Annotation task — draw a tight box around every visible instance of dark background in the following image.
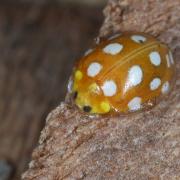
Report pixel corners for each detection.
[0,1,104,179]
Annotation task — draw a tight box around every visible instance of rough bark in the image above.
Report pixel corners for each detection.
[22,0,180,179]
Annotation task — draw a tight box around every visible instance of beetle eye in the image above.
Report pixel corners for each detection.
[83,106,92,112]
[73,91,78,99]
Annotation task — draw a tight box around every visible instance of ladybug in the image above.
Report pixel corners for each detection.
[69,32,175,114]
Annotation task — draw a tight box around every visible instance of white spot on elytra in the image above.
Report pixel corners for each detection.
[150,78,161,90]
[162,81,170,94]
[128,97,142,111]
[169,51,174,65]
[131,35,147,43]
[128,65,143,86]
[149,51,161,66]
[87,62,102,77]
[103,43,123,55]
[84,49,93,56]
[102,80,117,97]
[166,54,171,68]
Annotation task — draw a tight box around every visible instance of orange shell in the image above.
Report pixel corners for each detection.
[70,32,175,114]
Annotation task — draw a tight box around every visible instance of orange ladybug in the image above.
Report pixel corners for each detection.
[69,32,175,114]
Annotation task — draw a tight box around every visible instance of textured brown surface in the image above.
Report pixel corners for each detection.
[0,4,102,180]
[22,0,180,179]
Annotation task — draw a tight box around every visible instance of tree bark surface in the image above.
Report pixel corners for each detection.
[22,0,180,179]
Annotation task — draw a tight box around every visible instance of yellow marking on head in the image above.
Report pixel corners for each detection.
[73,83,78,91]
[75,70,83,81]
[100,101,111,113]
[89,83,98,92]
